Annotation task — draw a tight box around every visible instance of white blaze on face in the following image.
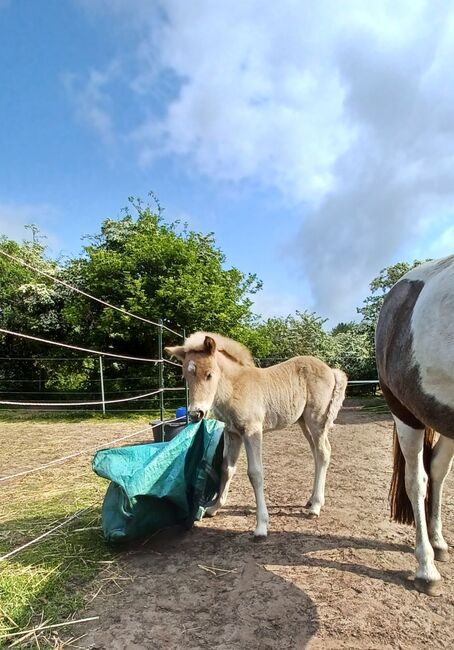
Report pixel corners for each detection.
[185,357,218,416]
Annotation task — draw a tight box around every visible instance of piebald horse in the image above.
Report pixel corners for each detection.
[376,255,454,596]
[166,332,347,539]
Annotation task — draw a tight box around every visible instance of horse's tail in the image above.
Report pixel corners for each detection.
[389,424,435,525]
[324,368,348,432]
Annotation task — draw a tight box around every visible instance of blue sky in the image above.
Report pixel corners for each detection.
[1,1,454,325]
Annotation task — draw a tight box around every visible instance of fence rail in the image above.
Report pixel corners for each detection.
[0,325,186,414]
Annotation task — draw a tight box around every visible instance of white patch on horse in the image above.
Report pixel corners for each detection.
[376,253,454,594]
[410,258,454,409]
[393,416,441,586]
[187,360,196,373]
[402,254,454,283]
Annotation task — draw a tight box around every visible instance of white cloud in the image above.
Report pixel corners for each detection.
[76,0,454,321]
[429,226,454,258]
[129,2,356,202]
[412,218,454,261]
[63,62,120,147]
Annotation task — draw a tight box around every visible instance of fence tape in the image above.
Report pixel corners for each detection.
[0,249,183,338]
[0,327,164,363]
[0,388,164,407]
[0,506,94,562]
[0,418,183,483]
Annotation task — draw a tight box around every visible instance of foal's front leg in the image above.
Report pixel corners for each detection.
[244,426,269,539]
[206,430,243,517]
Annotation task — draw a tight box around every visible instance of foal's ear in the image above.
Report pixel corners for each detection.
[164,345,186,361]
[204,336,216,355]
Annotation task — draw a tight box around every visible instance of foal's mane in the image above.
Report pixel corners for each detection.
[183,332,256,367]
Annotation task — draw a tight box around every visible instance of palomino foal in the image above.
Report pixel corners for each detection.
[166,332,347,539]
[376,255,454,595]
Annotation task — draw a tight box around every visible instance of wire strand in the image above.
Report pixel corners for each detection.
[0,507,95,562]
[0,385,185,406]
[0,249,183,338]
[0,417,183,483]
[0,327,167,364]
[0,388,164,406]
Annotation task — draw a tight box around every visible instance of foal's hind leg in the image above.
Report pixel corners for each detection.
[302,412,331,518]
[429,434,454,562]
[297,419,317,509]
[206,430,243,517]
[394,417,441,595]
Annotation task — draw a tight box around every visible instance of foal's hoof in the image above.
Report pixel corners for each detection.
[414,577,443,597]
[205,507,218,518]
[253,534,267,543]
[434,548,450,562]
[304,500,312,509]
[307,512,319,519]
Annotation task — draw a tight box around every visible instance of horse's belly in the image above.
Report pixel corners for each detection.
[263,413,288,431]
[263,404,303,432]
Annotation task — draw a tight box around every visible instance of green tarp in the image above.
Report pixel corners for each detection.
[93,419,224,542]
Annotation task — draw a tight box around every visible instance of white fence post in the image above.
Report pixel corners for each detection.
[99,356,106,415]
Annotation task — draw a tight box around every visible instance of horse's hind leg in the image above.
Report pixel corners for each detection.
[206,430,243,517]
[302,411,331,518]
[429,434,454,562]
[297,418,317,509]
[394,416,442,595]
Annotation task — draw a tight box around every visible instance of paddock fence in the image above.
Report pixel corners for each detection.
[0,250,189,563]
[0,249,380,566]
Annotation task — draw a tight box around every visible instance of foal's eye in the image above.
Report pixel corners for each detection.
[206,373,212,380]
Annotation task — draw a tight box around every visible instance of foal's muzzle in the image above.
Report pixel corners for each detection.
[189,409,205,422]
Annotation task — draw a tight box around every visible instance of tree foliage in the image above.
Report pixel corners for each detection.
[61,197,261,354]
[0,198,262,406]
[0,196,432,410]
[357,259,428,330]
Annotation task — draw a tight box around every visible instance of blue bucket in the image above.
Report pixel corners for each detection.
[176,406,187,419]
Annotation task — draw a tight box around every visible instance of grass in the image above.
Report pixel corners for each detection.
[0,418,158,648]
[0,408,178,424]
[357,395,389,413]
[0,398,387,647]
[0,484,112,647]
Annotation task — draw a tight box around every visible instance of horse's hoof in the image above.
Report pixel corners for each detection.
[307,512,319,519]
[205,507,218,518]
[434,548,450,562]
[253,534,267,543]
[414,577,443,597]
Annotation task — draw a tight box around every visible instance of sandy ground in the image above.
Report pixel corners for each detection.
[68,406,454,650]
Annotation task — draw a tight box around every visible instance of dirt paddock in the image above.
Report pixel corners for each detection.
[75,406,454,650]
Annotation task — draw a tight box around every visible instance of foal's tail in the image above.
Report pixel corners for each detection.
[325,368,348,432]
[389,424,435,525]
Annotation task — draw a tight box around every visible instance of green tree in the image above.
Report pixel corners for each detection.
[0,197,264,406]
[0,231,62,335]
[62,196,262,356]
[357,260,428,332]
[0,232,71,394]
[331,321,358,336]
[251,311,334,363]
[328,330,376,380]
